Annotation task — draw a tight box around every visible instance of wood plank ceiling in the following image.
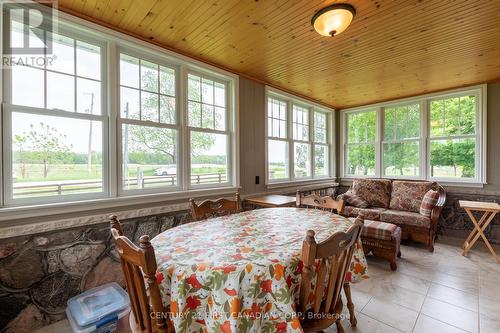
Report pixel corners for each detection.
[57,0,500,109]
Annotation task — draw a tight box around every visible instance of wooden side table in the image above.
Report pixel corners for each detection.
[459,200,500,263]
[244,194,296,208]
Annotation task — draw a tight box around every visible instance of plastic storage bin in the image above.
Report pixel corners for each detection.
[66,282,131,333]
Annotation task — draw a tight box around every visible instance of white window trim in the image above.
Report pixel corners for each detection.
[340,85,487,185]
[265,86,335,187]
[0,5,240,218]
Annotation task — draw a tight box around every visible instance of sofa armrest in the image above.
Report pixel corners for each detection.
[430,184,446,232]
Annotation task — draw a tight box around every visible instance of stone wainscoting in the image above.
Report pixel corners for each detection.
[0,210,192,333]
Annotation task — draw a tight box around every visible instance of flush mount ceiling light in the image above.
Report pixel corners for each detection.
[311,3,356,37]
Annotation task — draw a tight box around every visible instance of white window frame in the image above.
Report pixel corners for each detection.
[0,4,239,217]
[340,85,487,186]
[265,86,335,187]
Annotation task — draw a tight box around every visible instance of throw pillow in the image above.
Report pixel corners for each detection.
[342,191,370,208]
[420,190,439,217]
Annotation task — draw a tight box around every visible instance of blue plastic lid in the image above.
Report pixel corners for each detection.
[67,282,130,328]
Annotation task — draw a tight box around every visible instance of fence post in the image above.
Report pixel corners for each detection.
[218,173,221,183]
[197,175,200,184]
[57,184,62,195]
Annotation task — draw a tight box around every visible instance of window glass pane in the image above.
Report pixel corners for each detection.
[188,74,201,101]
[214,82,225,107]
[345,144,376,176]
[47,72,74,111]
[188,101,202,127]
[160,96,176,124]
[202,105,215,129]
[430,95,476,137]
[120,54,139,88]
[12,112,103,198]
[120,87,140,120]
[159,66,175,96]
[383,142,420,177]
[267,97,287,138]
[191,131,227,185]
[47,33,74,74]
[76,41,100,80]
[11,65,44,107]
[347,110,376,143]
[77,78,101,114]
[268,140,289,180]
[384,104,420,140]
[314,145,329,176]
[141,92,159,122]
[201,78,214,104]
[215,107,226,130]
[141,60,158,92]
[430,138,475,179]
[293,105,309,141]
[294,142,311,178]
[122,124,177,190]
[314,112,327,143]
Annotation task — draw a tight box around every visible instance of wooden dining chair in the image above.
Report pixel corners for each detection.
[189,191,241,221]
[298,213,364,333]
[296,190,346,215]
[109,215,171,333]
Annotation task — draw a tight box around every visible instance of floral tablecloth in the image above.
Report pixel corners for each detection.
[151,208,369,333]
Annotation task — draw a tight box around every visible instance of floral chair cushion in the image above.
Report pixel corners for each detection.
[344,206,386,220]
[420,189,440,217]
[389,181,436,213]
[341,190,370,208]
[352,179,392,208]
[380,209,431,228]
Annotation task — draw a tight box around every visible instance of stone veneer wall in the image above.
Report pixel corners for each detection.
[0,210,192,333]
[337,185,500,243]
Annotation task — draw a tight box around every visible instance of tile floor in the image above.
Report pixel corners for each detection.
[36,236,500,333]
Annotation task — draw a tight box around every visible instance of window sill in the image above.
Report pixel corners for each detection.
[0,186,240,223]
[266,179,339,191]
[340,177,485,188]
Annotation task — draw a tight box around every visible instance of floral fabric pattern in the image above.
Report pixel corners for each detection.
[344,206,386,220]
[151,208,369,333]
[352,179,392,208]
[389,181,437,213]
[380,209,431,228]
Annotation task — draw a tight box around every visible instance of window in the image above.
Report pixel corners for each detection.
[266,89,333,184]
[5,21,106,204]
[344,110,376,176]
[1,5,237,210]
[429,95,477,180]
[383,103,421,177]
[341,86,485,184]
[119,53,179,191]
[188,74,230,186]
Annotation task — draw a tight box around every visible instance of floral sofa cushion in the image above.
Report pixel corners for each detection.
[380,209,431,228]
[352,178,392,208]
[344,206,386,220]
[389,181,437,213]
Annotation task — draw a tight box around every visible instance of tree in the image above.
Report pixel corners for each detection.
[15,122,72,178]
[13,134,28,178]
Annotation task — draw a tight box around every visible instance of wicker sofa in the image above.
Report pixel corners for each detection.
[341,179,446,251]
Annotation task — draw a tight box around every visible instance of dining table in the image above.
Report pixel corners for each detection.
[151,207,369,333]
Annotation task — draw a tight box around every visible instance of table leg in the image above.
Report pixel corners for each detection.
[463,209,499,262]
[343,282,357,327]
[462,210,489,249]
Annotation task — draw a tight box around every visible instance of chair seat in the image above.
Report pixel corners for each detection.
[361,220,399,241]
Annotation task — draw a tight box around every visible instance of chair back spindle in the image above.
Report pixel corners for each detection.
[299,213,364,332]
[110,215,169,333]
[189,191,241,221]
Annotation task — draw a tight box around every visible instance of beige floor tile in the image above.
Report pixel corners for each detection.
[343,287,372,312]
[33,320,70,333]
[480,314,500,333]
[479,295,500,320]
[361,297,418,333]
[368,283,425,312]
[413,314,469,333]
[346,312,401,333]
[431,271,478,294]
[427,283,478,312]
[383,271,431,295]
[420,297,478,333]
